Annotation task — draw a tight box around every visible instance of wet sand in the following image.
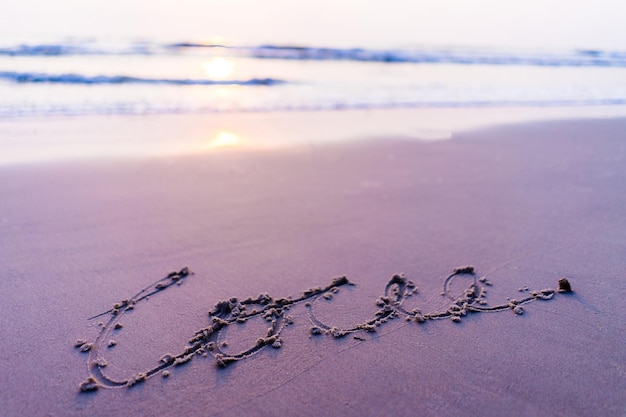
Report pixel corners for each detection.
[0,113,625,416]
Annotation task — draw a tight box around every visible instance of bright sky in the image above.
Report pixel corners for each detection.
[2,0,625,50]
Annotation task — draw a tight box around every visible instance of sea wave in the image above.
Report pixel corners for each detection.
[230,45,626,67]
[1,41,626,67]
[0,71,285,86]
[0,42,161,56]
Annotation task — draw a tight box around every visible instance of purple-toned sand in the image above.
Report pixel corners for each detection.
[0,112,625,416]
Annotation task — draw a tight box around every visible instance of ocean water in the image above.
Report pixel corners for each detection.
[1,39,626,118]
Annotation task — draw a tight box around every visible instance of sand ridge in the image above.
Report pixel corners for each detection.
[75,265,572,392]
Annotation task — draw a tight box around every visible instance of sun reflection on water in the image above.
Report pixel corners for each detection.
[207,131,241,150]
[202,57,235,79]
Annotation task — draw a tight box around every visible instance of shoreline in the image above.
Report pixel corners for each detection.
[1,104,626,166]
[1,113,625,416]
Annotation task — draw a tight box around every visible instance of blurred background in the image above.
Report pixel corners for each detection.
[1,0,625,118]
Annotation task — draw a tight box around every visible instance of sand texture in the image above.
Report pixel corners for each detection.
[1,116,625,416]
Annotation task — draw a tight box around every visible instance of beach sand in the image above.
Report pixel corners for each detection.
[0,111,625,416]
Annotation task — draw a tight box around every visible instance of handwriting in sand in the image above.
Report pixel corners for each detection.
[75,266,572,392]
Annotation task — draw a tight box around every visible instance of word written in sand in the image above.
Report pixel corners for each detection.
[75,266,572,392]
